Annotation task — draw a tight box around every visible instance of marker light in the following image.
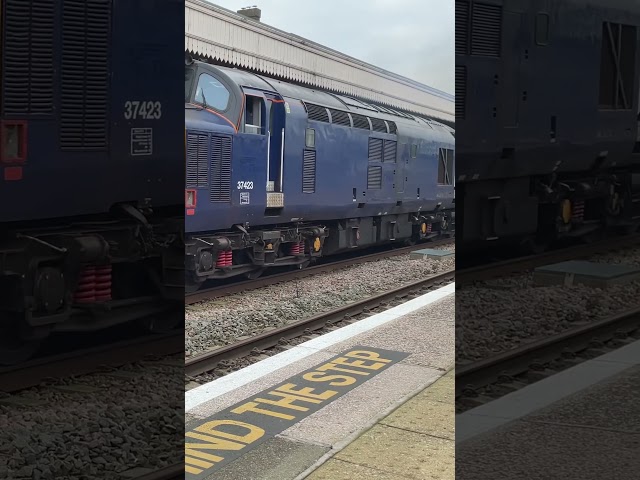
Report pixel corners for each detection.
[1,120,27,164]
[186,189,197,208]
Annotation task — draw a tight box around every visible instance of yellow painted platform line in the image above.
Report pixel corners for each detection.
[305,369,454,480]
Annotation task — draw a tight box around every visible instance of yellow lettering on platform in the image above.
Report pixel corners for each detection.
[275,383,338,400]
[195,419,265,443]
[333,356,387,370]
[185,446,225,463]
[254,390,321,412]
[232,401,296,420]
[316,362,371,376]
[184,442,225,471]
[344,350,392,363]
[186,431,245,450]
[302,372,356,386]
[185,465,202,475]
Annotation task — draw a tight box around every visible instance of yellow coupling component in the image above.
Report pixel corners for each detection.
[266,243,273,250]
[561,199,572,224]
[313,237,321,252]
[421,223,427,234]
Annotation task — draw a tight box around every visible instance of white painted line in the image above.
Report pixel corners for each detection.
[457,337,640,444]
[186,281,455,412]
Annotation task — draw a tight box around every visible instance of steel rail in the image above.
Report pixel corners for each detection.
[455,305,640,397]
[185,269,455,377]
[133,464,185,480]
[457,233,639,284]
[0,332,183,393]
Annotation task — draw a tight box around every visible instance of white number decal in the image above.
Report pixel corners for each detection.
[237,181,254,190]
[124,101,162,120]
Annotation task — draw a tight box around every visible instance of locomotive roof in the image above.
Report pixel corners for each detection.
[195,61,453,131]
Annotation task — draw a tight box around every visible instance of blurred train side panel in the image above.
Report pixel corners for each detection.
[456,0,640,255]
[0,0,184,363]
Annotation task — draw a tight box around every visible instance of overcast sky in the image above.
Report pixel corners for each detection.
[205,0,454,95]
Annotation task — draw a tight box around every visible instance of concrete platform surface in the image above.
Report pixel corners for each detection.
[457,339,640,480]
[305,369,454,480]
[185,285,455,480]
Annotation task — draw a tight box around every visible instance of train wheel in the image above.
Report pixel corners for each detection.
[137,305,183,334]
[298,259,311,269]
[622,223,640,235]
[244,268,265,280]
[581,229,604,244]
[0,321,47,366]
[519,236,549,255]
[185,274,204,294]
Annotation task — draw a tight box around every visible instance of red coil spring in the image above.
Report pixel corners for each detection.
[572,200,585,221]
[94,265,112,302]
[73,264,112,304]
[289,241,304,255]
[74,266,96,304]
[216,250,233,267]
[426,223,432,233]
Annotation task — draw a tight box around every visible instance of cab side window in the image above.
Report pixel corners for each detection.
[244,96,266,135]
[194,73,230,111]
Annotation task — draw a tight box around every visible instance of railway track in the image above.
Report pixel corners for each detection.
[185,268,455,378]
[456,305,640,413]
[458,233,640,284]
[186,239,454,305]
[134,464,184,480]
[0,331,183,393]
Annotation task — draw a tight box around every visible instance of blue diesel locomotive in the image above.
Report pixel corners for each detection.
[0,0,184,363]
[456,0,640,254]
[184,60,455,290]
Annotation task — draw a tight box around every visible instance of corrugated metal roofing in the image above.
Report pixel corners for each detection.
[185,0,454,124]
[208,63,452,133]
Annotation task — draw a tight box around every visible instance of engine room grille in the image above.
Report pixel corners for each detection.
[1,0,55,115]
[386,121,398,134]
[302,149,316,193]
[471,3,502,57]
[352,113,370,130]
[456,1,469,55]
[60,0,111,150]
[384,140,397,162]
[370,117,388,133]
[186,133,209,188]
[367,166,382,189]
[368,138,383,162]
[305,103,330,123]
[328,108,351,127]
[455,66,467,120]
[210,135,232,202]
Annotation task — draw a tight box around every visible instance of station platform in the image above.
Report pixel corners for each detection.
[457,337,640,479]
[185,282,455,480]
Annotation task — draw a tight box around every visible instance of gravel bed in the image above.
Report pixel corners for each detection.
[457,244,640,363]
[186,244,455,358]
[186,281,437,387]
[0,356,183,479]
[187,314,362,387]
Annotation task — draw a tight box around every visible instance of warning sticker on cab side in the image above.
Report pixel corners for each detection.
[131,128,153,156]
[184,346,410,478]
